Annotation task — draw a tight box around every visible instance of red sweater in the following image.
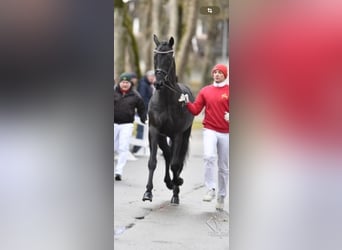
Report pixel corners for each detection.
[187,84,229,133]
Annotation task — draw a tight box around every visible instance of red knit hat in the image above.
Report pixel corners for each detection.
[211,64,228,78]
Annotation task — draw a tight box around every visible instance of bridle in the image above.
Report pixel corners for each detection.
[153,49,182,94]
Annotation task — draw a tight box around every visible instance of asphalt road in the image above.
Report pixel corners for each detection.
[114,129,229,250]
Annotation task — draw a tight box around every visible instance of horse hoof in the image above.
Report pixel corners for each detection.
[142,192,153,202]
[170,196,179,205]
[173,177,184,186]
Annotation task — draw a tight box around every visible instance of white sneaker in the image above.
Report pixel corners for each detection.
[216,196,225,210]
[203,189,215,202]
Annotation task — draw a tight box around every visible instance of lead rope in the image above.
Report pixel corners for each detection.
[162,82,183,94]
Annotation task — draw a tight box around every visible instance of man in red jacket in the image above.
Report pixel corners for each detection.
[179,64,229,211]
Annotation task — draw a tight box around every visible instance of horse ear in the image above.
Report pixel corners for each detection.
[169,37,174,48]
[153,34,160,46]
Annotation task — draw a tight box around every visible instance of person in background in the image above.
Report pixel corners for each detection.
[114,72,146,181]
[179,64,229,211]
[132,70,156,154]
[127,72,138,91]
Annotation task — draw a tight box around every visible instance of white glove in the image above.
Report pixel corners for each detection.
[224,112,229,122]
[178,93,190,103]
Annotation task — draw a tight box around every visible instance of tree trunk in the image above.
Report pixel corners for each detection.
[114,0,125,80]
[169,0,179,42]
[152,0,162,37]
[175,0,199,82]
[201,18,220,86]
[123,6,141,78]
[139,0,153,72]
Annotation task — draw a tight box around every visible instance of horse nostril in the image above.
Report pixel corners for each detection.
[155,82,162,89]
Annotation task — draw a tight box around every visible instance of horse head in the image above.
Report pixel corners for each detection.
[153,34,176,90]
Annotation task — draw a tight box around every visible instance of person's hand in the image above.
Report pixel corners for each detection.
[224,112,229,122]
[178,93,189,103]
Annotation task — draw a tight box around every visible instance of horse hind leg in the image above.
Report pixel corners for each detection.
[171,127,192,186]
[171,185,180,205]
[169,137,184,205]
[169,127,192,205]
[158,136,173,190]
[170,141,184,188]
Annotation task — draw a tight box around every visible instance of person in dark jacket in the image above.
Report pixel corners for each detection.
[132,70,155,153]
[137,70,155,109]
[114,72,146,181]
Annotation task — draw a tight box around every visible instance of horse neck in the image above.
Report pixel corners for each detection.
[154,58,181,104]
[166,61,180,92]
[158,80,180,104]
[159,82,178,101]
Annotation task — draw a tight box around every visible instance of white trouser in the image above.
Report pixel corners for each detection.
[203,128,229,198]
[114,123,133,175]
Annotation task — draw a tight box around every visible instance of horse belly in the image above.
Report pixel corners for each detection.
[160,120,191,137]
[149,109,193,137]
[158,120,178,136]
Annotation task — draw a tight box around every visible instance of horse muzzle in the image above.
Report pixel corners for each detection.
[155,81,163,90]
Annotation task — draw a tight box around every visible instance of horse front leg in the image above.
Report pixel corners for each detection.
[142,127,159,202]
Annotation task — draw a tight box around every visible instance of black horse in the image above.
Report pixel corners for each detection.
[142,35,194,204]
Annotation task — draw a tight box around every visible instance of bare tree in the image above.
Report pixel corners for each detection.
[169,0,179,40]
[114,0,141,79]
[114,0,229,85]
[201,17,220,85]
[152,0,162,37]
[137,0,153,72]
[123,4,141,78]
[201,0,229,85]
[114,0,126,80]
[175,0,199,81]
